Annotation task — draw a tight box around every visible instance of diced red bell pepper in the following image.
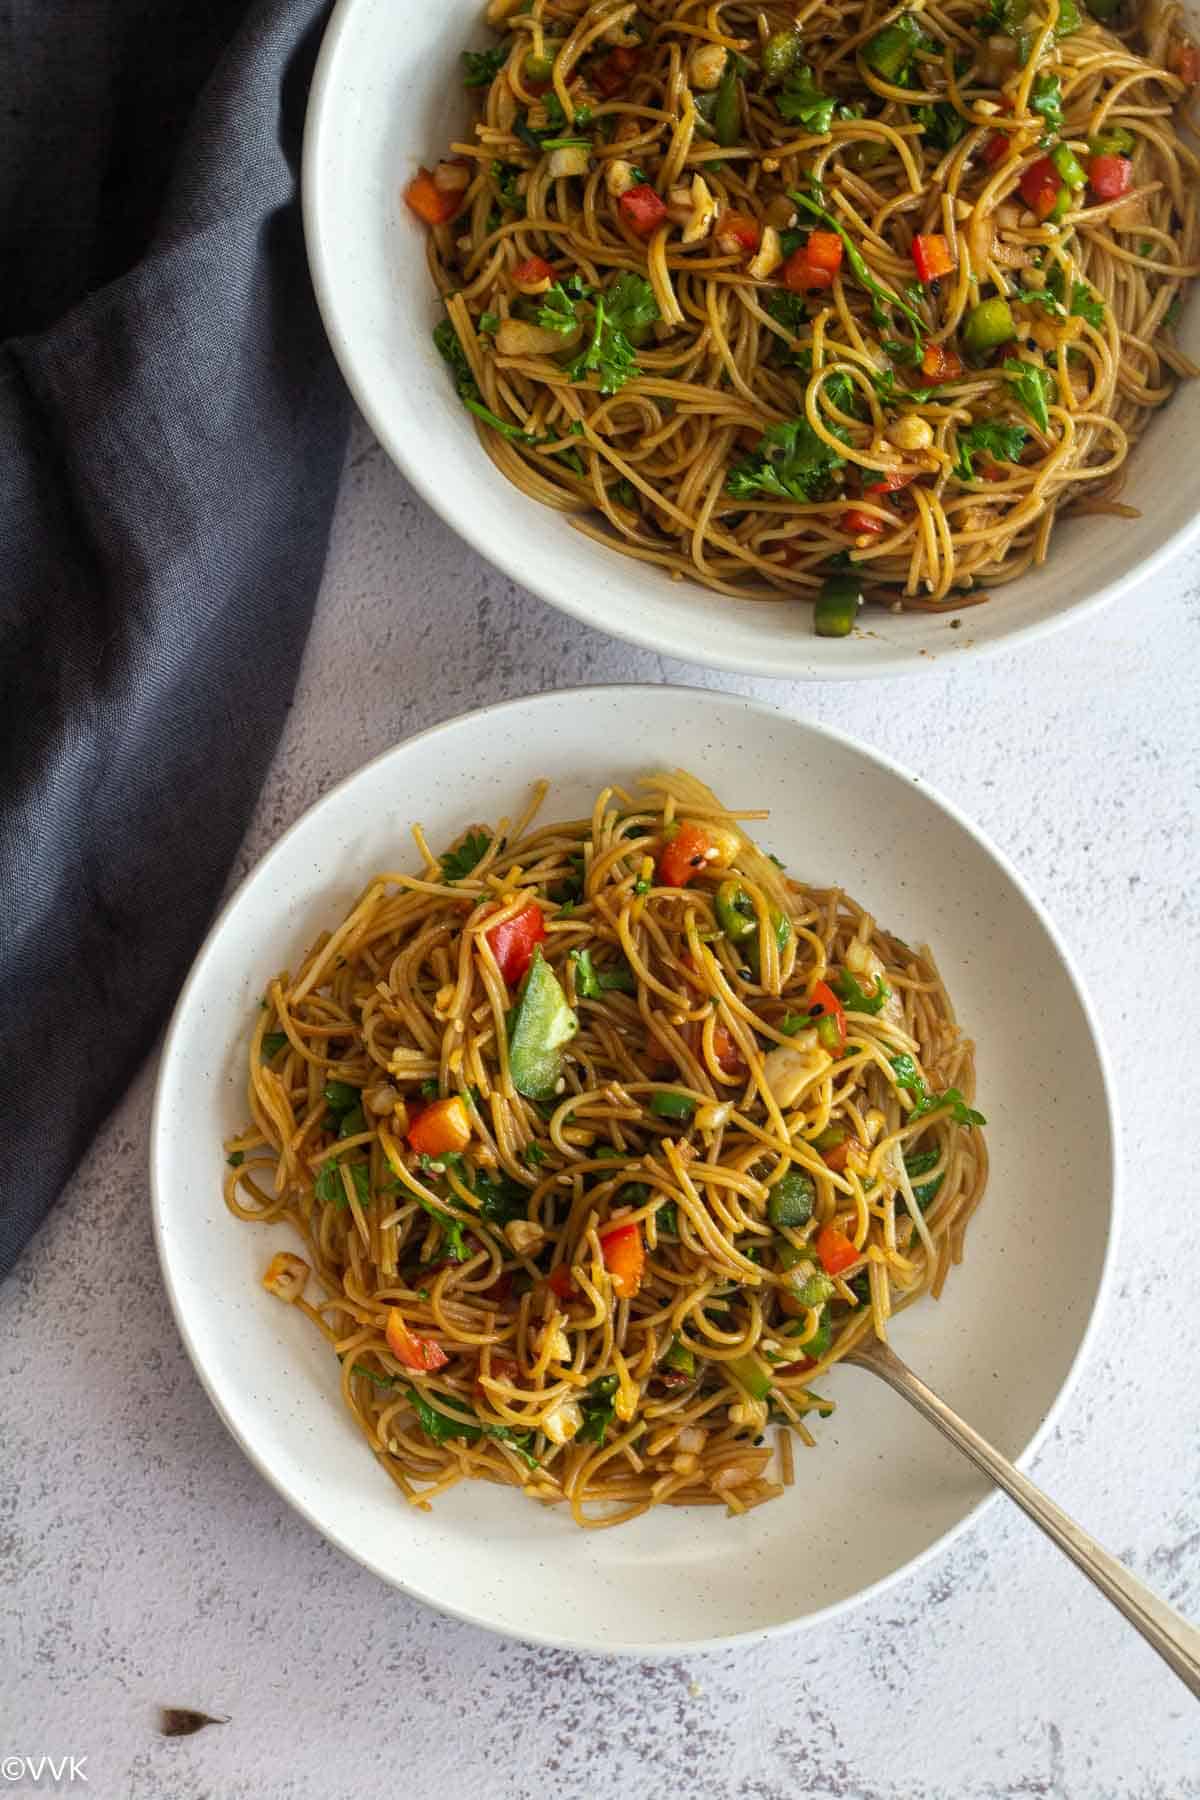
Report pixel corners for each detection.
[1168,39,1200,85]
[842,508,886,536]
[717,210,762,253]
[815,1222,859,1276]
[658,821,714,888]
[405,167,461,226]
[547,1265,577,1299]
[619,184,668,237]
[922,342,964,381]
[1019,156,1064,222]
[600,1220,645,1298]
[804,231,844,274]
[479,1270,514,1303]
[712,1022,746,1076]
[911,233,955,284]
[512,255,555,286]
[475,1352,519,1395]
[981,131,1010,167]
[407,1095,472,1157]
[1088,153,1133,201]
[486,902,547,985]
[386,1309,450,1371]
[783,250,833,293]
[592,44,640,96]
[822,1132,864,1174]
[782,232,843,294]
[865,467,914,498]
[808,979,847,1056]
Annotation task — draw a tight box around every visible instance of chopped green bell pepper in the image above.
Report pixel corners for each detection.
[650,1090,697,1121]
[728,1352,772,1401]
[814,573,862,637]
[762,28,802,82]
[1051,142,1087,189]
[768,1168,816,1227]
[792,1270,836,1307]
[1088,126,1134,156]
[507,948,578,1100]
[963,297,1015,358]
[863,15,922,81]
[715,878,757,941]
[810,1122,846,1153]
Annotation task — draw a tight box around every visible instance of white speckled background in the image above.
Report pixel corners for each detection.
[3,415,1199,1798]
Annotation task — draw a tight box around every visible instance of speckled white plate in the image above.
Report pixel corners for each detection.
[302,0,1200,681]
[150,688,1118,1653]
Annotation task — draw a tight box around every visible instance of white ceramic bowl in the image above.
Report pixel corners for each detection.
[151,687,1118,1653]
[302,0,1200,681]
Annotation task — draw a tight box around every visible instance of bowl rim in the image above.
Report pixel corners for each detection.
[149,683,1123,1655]
[300,0,1200,683]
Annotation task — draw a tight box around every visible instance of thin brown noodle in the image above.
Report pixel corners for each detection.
[226,773,988,1527]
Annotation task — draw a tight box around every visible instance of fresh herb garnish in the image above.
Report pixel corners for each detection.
[890,1054,986,1125]
[413,1193,470,1262]
[227,1151,245,1168]
[261,1031,287,1060]
[1030,72,1064,136]
[404,1385,539,1468]
[537,279,589,333]
[1041,268,1105,328]
[903,1147,944,1209]
[832,971,891,1013]
[1002,358,1055,431]
[473,1169,530,1228]
[463,45,508,87]
[491,161,525,214]
[440,828,491,883]
[727,414,849,502]
[952,418,1027,480]
[434,318,540,442]
[577,1374,619,1445]
[913,101,967,151]
[765,290,812,340]
[776,63,836,132]
[324,1081,360,1117]
[315,1160,371,1207]
[564,274,659,394]
[570,947,636,996]
[1070,284,1105,328]
[337,1103,366,1140]
[1012,286,1061,315]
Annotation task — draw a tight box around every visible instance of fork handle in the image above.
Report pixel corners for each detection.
[850,1340,1200,1699]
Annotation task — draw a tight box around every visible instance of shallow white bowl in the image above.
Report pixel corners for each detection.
[302,0,1200,681]
[151,687,1117,1653]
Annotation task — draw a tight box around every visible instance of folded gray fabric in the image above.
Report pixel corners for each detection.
[0,0,351,1276]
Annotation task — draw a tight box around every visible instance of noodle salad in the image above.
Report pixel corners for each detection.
[406,0,1198,633]
[226,772,987,1526]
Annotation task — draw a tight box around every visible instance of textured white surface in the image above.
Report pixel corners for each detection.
[3,413,1199,1797]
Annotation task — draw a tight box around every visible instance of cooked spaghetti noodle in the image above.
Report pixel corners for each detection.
[406,0,1198,628]
[226,772,988,1526]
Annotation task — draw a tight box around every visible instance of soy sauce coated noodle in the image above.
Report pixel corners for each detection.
[226,773,987,1526]
[412,0,1197,620]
